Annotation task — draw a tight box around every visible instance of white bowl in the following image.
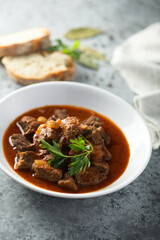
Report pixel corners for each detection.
[0,82,152,198]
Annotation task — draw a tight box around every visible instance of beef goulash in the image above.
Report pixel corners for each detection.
[3,106,130,194]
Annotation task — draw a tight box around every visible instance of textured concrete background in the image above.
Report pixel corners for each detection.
[0,0,160,239]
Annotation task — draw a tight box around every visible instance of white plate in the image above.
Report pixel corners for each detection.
[0,82,152,198]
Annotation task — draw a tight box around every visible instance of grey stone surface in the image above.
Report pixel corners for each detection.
[0,0,160,239]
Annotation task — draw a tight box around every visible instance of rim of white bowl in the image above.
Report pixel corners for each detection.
[0,82,152,199]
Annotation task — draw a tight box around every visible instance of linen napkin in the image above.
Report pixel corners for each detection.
[111,23,160,149]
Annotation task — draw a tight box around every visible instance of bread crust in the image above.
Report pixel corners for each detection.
[3,56,75,85]
[0,28,50,57]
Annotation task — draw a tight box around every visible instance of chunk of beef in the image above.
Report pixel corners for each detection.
[82,116,102,127]
[9,134,35,152]
[58,172,77,191]
[47,114,56,122]
[33,120,61,145]
[33,132,40,146]
[76,166,107,186]
[100,127,110,145]
[80,125,103,145]
[32,160,62,182]
[81,116,110,145]
[17,116,39,137]
[91,145,111,162]
[92,161,109,175]
[80,123,110,146]
[36,148,49,157]
[47,109,68,122]
[36,149,53,161]
[33,124,47,145]
[43,153,53,161]
[90,126,105,145]
[54,109,68,120]
[61,117,80,142]
[14,151,36,170]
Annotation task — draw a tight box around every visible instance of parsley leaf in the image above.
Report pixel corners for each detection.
[69,136,87,152]
[48,39,100,69]
[40,136,93,176]
[48,156,66,168]
[69,155,91,176]
[48,39,81,60]
[41,138,65,157]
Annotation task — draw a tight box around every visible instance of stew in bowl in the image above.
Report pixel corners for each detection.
[0,82,152,198]
[3,105,130,194]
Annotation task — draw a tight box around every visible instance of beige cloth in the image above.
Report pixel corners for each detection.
[112,23,160,149]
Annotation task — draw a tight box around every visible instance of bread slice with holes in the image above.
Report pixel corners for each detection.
[2,51,75,85]
[0,28,50,57]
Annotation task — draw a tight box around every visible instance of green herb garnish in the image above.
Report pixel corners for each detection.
[40,136,93,176]
[41,139,67,168]
[48,39,81,60]
[48,39,100,70]
[48,39,107,70]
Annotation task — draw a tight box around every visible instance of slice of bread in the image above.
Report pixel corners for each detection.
[0,28,50,57]
[2,51,75,85]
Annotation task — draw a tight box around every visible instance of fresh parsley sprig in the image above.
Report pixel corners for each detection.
[41,138,69,168]
[40,136,93,176]
[48,39,81,60]
[48,39,108,70]
[68,136,93,176]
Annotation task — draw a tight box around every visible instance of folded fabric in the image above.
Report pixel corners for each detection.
[112,23,160,149]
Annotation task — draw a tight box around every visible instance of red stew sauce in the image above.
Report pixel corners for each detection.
[3,105,130,194]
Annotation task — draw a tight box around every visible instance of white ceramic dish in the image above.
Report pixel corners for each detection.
[0,82,152,198]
